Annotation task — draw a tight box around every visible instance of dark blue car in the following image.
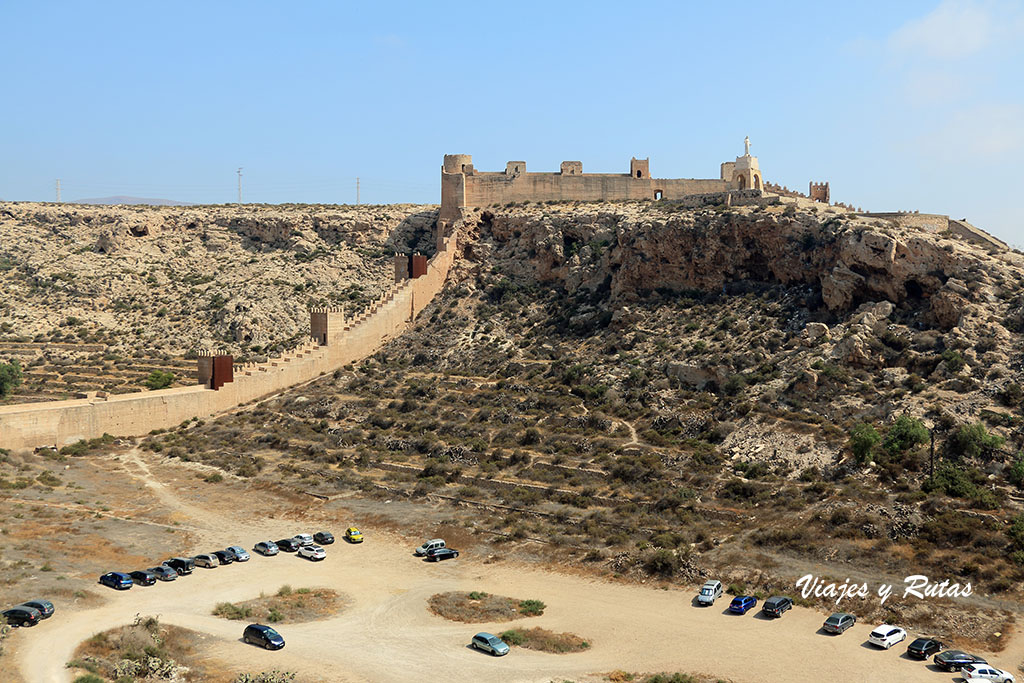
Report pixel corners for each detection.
[99,572,133,590]
[728,595,757,614]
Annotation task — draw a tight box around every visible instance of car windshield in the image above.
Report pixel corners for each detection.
[264,628,280,638]
[701,588,713,595]
[826,616,841,624]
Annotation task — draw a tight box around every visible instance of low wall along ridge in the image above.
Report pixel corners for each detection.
[0,230,460,451]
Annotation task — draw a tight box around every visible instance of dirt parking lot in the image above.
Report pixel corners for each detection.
[3,451,1023,683]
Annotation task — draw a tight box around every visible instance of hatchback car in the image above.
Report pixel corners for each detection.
[471,632,510,656]
[426,547,459,562]
[212,550,235,565]
[19,599,54,619]
[254,541,279,556]
[868,624,907,649]
[823,613,856,634]
[762,596,792,617]
[193,554,218,569]
[226,546,250,562]
[148,565,178,582]
[728,596,757,615]
[99,572,133,590]
[961,664,1015,682]
[344,527,363,543]
[313,531,335,545]
[292,533,314,547]
[906,637,943,659]
[129,570,158,586]
[276,538,300,552]
[934,650,988,671]
[1,606,41,627]
[297,544,326,561]
[242,623,285,650]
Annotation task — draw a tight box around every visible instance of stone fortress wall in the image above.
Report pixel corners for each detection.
[0,227,460,451]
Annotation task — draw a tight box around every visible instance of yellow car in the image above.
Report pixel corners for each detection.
[345,527,364,543]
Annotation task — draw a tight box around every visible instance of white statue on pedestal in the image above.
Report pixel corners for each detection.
[744,136,751,156]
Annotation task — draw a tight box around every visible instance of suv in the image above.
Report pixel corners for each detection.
[212,550,235,565]
[762,596,793,617]
[243,623,285,650]
[2,606,41,627]
[19,599,54,619]
[163,557,194,575]
[99,572,133,590]
[415,539,445,556]
[728,596,757,615]
[697,580,723,606]
[823,613,856,634]
[255,541,279,556]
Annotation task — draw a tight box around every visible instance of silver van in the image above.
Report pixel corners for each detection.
[697,579,723,605]
[415,538,445,556]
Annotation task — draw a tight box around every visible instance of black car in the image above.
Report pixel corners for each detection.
[276,538,300,552]
[426,547,459,562]
[163,557,195,575]
[129,570,158,586]
[2,606,41,627]
[313,531,335,545]
[19,599,54,619]
[906,637,943,659]
[762,596,792,617]
[934,649,987,671]
[243,623,285,650]
[212,550,235,565]
[148,565,178,582]
[99,572,133,590]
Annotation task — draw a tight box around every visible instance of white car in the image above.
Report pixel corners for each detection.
[292,533,314,547]
[297,544,326,561]
[867,624,907,649]
[962,664,1015,682]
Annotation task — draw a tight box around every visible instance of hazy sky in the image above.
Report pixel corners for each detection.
[2,1,1022,243]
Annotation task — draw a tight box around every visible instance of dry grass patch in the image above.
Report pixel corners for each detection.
[428,591,545,622]
[212,585,343,624]
[499,626,590,653]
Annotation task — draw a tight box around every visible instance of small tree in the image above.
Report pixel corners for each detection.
[143,370,175,390]
[1008,453,1024,489]
[0,359,23,398]
[882,415,928,456]
[948,422,1005,460]
[849,423,881,462]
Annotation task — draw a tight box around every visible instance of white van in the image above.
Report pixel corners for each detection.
[697,579,723,605]
[415,538,445,556]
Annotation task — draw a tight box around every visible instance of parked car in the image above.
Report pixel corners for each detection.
[193,554,218,569]
[697,580,723,606]
[99,572,133,590]
[129,570,158,586]
[426,547,459,562]
[292,533,314,547]
[18,599,54,619]
[822,613,856,634]
[934,650,988,672]
[297,544,326,561]
[148,565,178,582]
[961,664,1015,682]
[254,541,279,556]
[163,557,195,575]
[276,538,300,552]
[313,531,334,545]
[868,624,907,649]
[242,623,285,650]
[212,550,235,565]
[1,606,41,627]
[471,632,510,656]
[344,527,364,543]
[906,637,944,659]
[762,596,793,617]
[415,538,445,556]
[728,596,757,615]
[226,546,250,562]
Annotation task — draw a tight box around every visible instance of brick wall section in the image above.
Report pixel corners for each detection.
[0,232,460,451]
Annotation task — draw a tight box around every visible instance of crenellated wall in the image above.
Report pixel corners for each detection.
[0,232,460,451]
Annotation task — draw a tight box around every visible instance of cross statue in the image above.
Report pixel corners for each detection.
[744,136,751,156]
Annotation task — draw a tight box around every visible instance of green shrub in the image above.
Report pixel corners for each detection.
[143,370,175,390]
[849,422,881,462]
[948,422,1004,460]
[883,416,928,455]
[73,676,105,683]
[0,359,22,398]
[517,599,546,616]
[499,629,526,646]
[1008,453,1024,489]
[643,549,679,576]
[213,602,252,620]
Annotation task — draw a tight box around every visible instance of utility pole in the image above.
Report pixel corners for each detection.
[237,168,243,204]
[55,179,61,203]
[356,177,360,206]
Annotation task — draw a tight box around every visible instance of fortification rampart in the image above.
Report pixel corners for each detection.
[0,231,460,451]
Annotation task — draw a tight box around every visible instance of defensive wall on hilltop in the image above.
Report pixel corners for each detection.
[0,228,460,451]
[859,212,1008,250]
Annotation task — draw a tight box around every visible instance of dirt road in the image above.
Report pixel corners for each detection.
[9,454,1024,683]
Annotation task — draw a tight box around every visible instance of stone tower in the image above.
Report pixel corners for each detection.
[723,136,763,191]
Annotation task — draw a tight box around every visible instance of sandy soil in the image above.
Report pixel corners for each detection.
[6,451,1024,683]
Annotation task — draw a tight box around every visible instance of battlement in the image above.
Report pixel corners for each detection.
[809,181,830,204]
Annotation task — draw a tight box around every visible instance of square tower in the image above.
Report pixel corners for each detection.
[630,157,650,179]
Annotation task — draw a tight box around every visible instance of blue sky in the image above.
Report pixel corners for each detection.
[2,1,1022,243]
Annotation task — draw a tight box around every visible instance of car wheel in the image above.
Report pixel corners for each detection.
[264,641,273,650]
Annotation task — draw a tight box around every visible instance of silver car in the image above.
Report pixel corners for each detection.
[254,541,279,556]
[226,545,250,562]
[193,553,218,568]
[471,632,510,656]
